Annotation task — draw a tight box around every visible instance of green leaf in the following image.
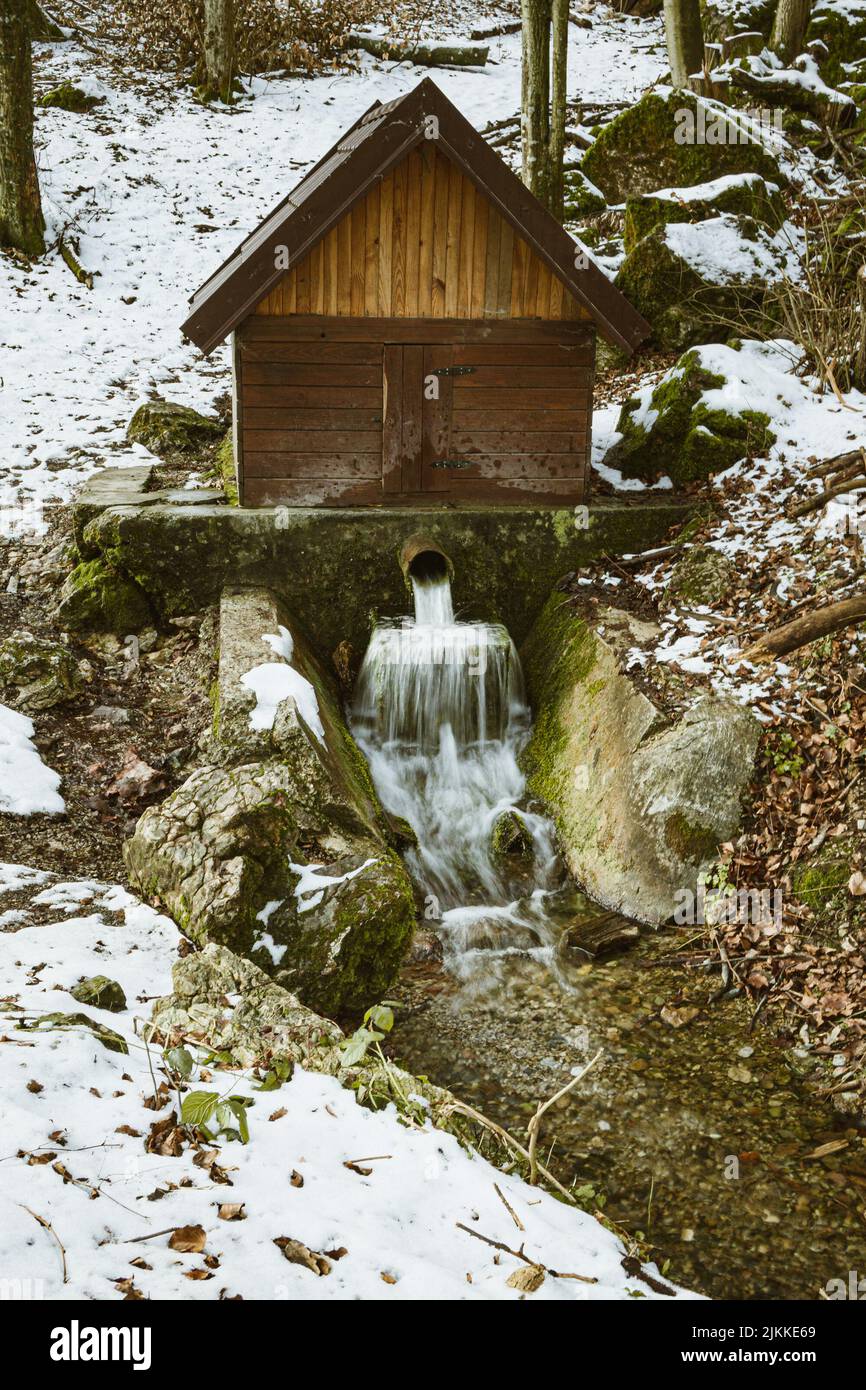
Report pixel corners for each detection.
[181,1090,219,1128]
[165,1046,194,1080]
[365,1004,395,1034]
[228,1098,250,1144]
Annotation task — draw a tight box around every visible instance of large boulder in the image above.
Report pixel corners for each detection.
[124,760,301,957]
[54,557,154,633]
[0,631,83,711]
[580,90,783,205]
[661,545,737,611]
[277,851,416,1018]
[614,212,796,351]
[520,596,760,924]
[127,400,223,455]
[623,172,784,254]
[602,346,776,485]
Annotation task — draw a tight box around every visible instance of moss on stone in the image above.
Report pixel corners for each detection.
[581,91,783,206]
[40,81,102,112]
[664,811,720,864]
[519,594,598,810]
[70,975,127,1012]
[215,429,239,505]
[490,809,533,861]
[278,850,417,1020]
[563,166,607,219]
[624,175,784,255]
[662,544,735,610]
[54,556,155,633]
[791,841,855,916]
[127,400,224,456]
[808,6,866,87]
[605,350,776,484]
[21,1012,128,1053]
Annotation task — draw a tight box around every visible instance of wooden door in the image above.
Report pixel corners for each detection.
[383,337,591,503]
[420,340,592,501]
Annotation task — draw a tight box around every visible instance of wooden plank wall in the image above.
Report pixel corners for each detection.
[253,147,591,322]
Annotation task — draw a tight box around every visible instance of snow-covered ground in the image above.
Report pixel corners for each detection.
[0,11,667,524]
[0,863,695,1301]
[592,338,866,711]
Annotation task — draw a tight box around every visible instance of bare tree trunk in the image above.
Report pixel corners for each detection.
[521,0,551,208]
[0,0,45,256]
[27,1,64,40]
[203,0,235,103]
[664,0,704,88]
[547,0,569,220]
[770,0,811,63]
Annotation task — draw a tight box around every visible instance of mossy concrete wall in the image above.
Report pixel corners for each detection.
[70,482,691,662]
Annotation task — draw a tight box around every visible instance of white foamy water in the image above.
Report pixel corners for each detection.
[351,574,560,961]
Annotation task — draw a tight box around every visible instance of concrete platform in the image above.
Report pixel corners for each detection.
[71,468,692,659]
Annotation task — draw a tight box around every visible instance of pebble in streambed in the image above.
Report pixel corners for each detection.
[389,924,866,1301]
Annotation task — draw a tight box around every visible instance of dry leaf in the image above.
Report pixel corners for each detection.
[168,1224,206,1254]
[184,1268,214,1281]
[273,1237,331,1276]
[26,1079,43,1093]
[269,1108,287,1121]
[290,1170,304,1188]
[218,1203,246,1222]
[380,1272,397,1285]
[848,870,866,896]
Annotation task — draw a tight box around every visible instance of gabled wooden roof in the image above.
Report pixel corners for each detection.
[181,78,650,355]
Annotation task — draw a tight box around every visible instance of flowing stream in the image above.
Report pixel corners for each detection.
[350,570,866,1300]
[351,570,561,971]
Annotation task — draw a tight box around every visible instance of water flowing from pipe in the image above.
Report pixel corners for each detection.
[351,571,561,967]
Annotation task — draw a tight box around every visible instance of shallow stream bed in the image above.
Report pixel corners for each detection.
[388,918,866,1301]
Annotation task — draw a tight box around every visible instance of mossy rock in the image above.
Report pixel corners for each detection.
[54,557,155,633]
[624,173,784,254]
[604,348,776,484]
[127,400,224,456]
[700,0,775,43]
[20,1012,127,1053]
[275,851,416,1019]
[662,544,736,609]
[614,214,787,352]
[70,975,127,1012]
[490,808,534,861]
[39,81,102,112]
[580,91,783,205]
[563,166,607,219]
[0,630,82,711]
[808,3,866,87]
[215,429,238,505]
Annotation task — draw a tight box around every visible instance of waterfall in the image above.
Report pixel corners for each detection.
[351,570,559,962]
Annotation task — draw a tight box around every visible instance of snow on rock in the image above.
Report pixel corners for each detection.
[0,703,65,814]
[663,215,802,286]
[241,628,325,742]
[0,866,698,1301]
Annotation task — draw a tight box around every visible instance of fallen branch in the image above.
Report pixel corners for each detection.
[807,449,865,480]
[527,1051,602,1186]
[789,474,866,518]
[346,35,488,67]
[742,593,866,661]
[455,1222,597,1283]
[58,235,93,289]
[21,1205,67,1282]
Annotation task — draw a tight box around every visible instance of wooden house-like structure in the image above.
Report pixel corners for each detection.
[182,80,649,508]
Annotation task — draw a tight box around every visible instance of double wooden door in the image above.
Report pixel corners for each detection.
[382,337,592,502]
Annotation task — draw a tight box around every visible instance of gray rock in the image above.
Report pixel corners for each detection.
[150,943,342,1070]
[662,546,736,611]
[124,761,301,958]
[521,597,760,924]
[91,705,130,725]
